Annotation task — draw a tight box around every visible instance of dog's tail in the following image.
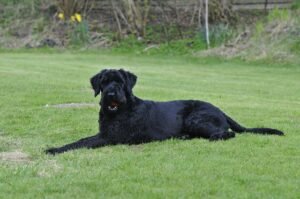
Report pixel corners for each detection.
[224,114,284,136]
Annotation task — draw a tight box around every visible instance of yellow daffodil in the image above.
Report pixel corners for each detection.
[71,15,76,22]
[75,13,82,22]
[58,13,64,20]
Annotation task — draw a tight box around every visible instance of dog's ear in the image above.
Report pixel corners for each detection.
[90,69,107,97]
[119,69,137,90]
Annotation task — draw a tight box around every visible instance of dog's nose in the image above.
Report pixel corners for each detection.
[107,92,115,96]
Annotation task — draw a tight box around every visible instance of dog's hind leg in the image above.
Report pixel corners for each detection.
[45,134,108,155]
[183,110,232,140]
[209,131,235,141]
[184,120,230,140]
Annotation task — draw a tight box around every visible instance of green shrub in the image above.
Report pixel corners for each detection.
[208,24,236,47]
[32,17,46,33]
[111,34,207,56]
[70,21,90,46]
[144,37,206,56]
[291,40,300,54]
[254,21,264,38]
[197,24,236,47]
[267,8,290,21]
[112,35,146,53]
[291,1,300,10]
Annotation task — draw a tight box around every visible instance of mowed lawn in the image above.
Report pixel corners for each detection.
[0,52,299,198]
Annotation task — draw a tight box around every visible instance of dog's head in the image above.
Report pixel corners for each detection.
[90,69,137,113]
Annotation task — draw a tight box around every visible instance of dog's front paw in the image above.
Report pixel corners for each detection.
[45,147,59,155]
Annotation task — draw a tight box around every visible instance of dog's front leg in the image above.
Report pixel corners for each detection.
[45,134,108,155]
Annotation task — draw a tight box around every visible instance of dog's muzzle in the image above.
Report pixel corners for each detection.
[105,92,122,112]
[108,101,119,111]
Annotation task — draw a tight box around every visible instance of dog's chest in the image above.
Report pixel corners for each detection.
[101,112,148,144]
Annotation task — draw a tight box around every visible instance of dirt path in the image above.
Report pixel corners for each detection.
[0,151,31,163]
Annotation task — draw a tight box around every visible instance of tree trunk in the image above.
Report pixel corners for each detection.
[205,0,210,48]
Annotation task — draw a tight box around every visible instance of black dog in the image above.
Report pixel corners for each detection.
[46,69,284,155]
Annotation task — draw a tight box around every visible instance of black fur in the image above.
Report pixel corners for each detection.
[45,69,284,155]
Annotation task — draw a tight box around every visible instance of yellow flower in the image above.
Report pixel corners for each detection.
[75,13,82,22]
[58,13,64,20]
[70,15,76,22]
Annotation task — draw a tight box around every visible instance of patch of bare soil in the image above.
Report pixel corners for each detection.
[37,160,62,177]
[45,102,97,108]
[0,151,31,163]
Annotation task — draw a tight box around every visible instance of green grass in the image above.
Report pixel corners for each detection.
[0,51,299,198]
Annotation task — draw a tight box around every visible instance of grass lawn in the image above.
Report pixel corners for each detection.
[0,51,299,198]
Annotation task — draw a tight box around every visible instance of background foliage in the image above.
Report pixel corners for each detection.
[0,0,299,61]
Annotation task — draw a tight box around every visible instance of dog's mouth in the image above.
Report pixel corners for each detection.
[107,101,120,111]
